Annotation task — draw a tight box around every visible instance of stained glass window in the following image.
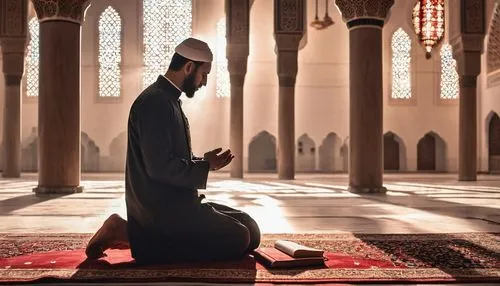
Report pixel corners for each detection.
[143,0,192,89]
[216,17,230,98]
[98,6,121,97]
[26,17,39,97]
[440,43,459,99]
[391,28,412,99]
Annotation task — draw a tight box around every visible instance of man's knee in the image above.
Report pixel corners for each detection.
[230,222,251,254]
[235,213,260,250]
[245,216,261,250]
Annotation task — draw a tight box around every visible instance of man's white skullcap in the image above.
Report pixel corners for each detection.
[175,37,213,62]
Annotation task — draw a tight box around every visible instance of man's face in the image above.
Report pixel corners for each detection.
[182,62,211,98]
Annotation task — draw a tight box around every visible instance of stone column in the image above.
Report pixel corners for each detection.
[274,0,305,180]
[449,0,486,181]
[226,0,250,178]
[335,0,394,193]
[32,0,91,194]
[0,1,28,178]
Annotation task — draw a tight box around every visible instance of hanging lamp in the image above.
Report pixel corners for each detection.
[412,0,445,59]
[321,0,334,29]
[310,0,324,29]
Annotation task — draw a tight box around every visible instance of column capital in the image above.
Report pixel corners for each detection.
[449,0,486,53]
[31,0,91,25]
[0,38,27,76]
[227,44,249,61]
[225,0,250,46]
[273,0,305,38]
[277,50,299,86]
[0,0,29,38]
[225,0,250,76]
[228,57,248,78]
[448,0,486,76]
[453,50,482,77]
[335,0,394,29]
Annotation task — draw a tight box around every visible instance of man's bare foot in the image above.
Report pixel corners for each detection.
[85,214,130,259]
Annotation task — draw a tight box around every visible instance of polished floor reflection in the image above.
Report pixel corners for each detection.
[0,173,499,235]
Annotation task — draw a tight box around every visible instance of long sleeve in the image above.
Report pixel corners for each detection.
[192,154,204,161]
[137,96,210,190]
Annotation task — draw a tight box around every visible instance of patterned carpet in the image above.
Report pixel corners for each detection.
[0,233,499,284]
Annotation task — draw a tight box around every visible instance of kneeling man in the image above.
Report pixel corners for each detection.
[85,38,261,265]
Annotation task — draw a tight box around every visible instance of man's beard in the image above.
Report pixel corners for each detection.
[182,70,198,98]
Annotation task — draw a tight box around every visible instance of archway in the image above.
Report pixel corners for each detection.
[296,133,316,172]
[20,130,100,172]
[318,132,341,172]
[384,132,399,171]
[417,132,446,172]
[384,131,407,171]
[488,112,500,173]
[340,137,349,172]
[248,131,276,172]
[108,131,127,172]
[21,127,38,172]
[81,132,100,172]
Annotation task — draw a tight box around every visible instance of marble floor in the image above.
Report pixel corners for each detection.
[1,172,499,285]
[1,172,499,234]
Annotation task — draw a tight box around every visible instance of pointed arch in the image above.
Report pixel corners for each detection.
[296,133,316,172]
[81,132,100,172]
[25,17,40,97]
[318,132,341,172]
[248,131,276,172]
[383,131,407,171]
[340,137,350,172]
[216,17,230,98]
[486,111,500,173]
[143,0,192,88]
[417,131,447,172]
[98,6,122,97]
[391,28,412,99]
[440,43,459,99]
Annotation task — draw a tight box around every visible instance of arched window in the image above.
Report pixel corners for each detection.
[26,17,40,97]
[391,28,412,99]
[216,17,230,98]
[440,43,459,100]
[143,0,192,89]
[98,6,122,97]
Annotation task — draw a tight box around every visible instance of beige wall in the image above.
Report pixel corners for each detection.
[383,0,459,172]
[0,0,498,173]
[479,0,500,173]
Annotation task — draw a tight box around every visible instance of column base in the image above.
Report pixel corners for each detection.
[33,186,83,195]
[348,186,387,194]
[278,174,295,180]
[458,176,477,182]
[2,172,21,178]
[230,170,243,178]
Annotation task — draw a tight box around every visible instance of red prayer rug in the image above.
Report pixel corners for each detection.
[0,233,499,284]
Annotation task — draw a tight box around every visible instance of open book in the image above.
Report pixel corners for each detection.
[253,240,325,269]
[274,240,324,258]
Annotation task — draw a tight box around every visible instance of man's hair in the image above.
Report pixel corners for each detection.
[168,52,204,71]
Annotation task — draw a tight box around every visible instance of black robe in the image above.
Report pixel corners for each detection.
[124,75,210,260]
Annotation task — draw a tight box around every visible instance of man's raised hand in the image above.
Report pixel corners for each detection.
[204,148,234,171]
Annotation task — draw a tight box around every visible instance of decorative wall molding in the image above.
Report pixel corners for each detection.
[274,0,304,35]
[335,0,394,24]
[31,0,91,25]
[0,0,28,37]
[461,0,485,34]
[226,0,249,45]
